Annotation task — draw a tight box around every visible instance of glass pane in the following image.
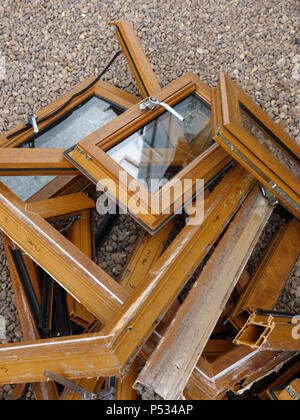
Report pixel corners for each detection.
[30,96,121,149]
[107,95,213,194]
[0,96,122,200]
[240,105,300,179]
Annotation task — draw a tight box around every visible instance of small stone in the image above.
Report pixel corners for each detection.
[277,57,286,68]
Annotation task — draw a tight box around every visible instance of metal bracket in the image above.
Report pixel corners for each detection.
[25,111,39,134]
[259,184,279,207]
[139,97,185,122]
[43,370,116,400]
[286,385,300,401]
[75,146,92,161]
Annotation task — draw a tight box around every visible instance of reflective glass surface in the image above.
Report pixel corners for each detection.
[107,95,213,194]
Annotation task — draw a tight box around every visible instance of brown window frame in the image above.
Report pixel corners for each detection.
[65,73,232,234]
[0,79,138,176]
[0,165,254,385]
[212,72,300,219]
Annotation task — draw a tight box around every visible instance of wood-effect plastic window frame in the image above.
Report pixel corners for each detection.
[65,73,232,234]
[212,72,300,219]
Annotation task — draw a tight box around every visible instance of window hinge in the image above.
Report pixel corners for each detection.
[75,146,92,161]
[286,385,300,401]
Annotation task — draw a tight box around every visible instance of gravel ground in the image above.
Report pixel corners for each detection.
[0,0,299,400]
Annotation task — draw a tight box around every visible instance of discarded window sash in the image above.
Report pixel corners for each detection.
[212,73,300,219]
[0,80,138,201]
[0,165,254,384]
[134,184,272,400]
[65,73,232,234]
[138,331,295,401]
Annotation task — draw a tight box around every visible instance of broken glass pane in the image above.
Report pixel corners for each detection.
[27,96,121,149]
[0,96,122,200]
[107,95,213,194]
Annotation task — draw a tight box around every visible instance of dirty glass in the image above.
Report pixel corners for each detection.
[239,104,300,179]
[29,96,121,149]
[0,175,56,201]
[107,95,213,194]
[0,96,122,200]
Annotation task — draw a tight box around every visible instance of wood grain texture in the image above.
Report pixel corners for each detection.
[0,148,78,175]
[0,165,254,384]
[230,218,300,330]
[135,185,272,400]
[213,74,300,219]
[110,20,161,97]
[0,181,128,325]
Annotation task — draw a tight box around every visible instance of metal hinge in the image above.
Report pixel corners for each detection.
[216,125,221,137]
[259,184,279,207]
[286,385,300,401]
[75,146,92,161]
